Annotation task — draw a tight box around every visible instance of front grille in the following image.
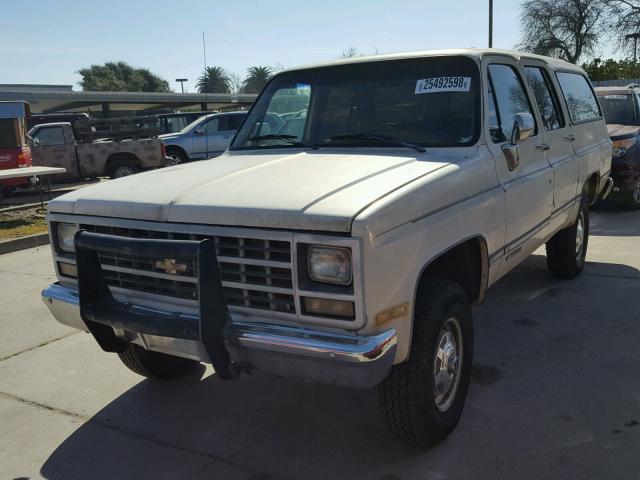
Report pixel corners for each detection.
[78,224,295,314]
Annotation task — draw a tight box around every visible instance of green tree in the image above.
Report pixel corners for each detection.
[518,0,607,63]
[582,57,640,80]
[78,61,170,92]
[242,66,274,93]
[196,66,231,93]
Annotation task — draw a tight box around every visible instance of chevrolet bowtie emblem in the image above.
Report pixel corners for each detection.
[154,258,188,275]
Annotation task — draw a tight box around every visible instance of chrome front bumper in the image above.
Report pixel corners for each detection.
[42,283,397,388]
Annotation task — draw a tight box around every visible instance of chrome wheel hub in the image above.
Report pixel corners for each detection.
[166,155,181,166]
[433,317,463,412]
[575,213,585,260]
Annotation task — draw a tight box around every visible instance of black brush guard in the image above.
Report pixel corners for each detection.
[74,230,239,380]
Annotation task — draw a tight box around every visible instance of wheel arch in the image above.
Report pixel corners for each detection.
[106,152,141,171]
[413,235,490,308]
[164,144,188,159]
[584,172,600,205]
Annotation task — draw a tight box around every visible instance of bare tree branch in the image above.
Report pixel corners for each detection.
[518,0,607,63]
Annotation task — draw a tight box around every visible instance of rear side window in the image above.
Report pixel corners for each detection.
[487,64,536,143]
[33,126,65,146]
[556,72,601,123]
[525,67,563,131]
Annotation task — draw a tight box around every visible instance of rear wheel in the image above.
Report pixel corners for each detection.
[109,161,138,179]
[378,279,473,447]
[117,343,199,379]
[546,198,589,279]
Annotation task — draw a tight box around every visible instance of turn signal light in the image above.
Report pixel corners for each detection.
[58,262,77,278]
[302,297,355,319]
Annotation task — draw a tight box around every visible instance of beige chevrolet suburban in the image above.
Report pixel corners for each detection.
[42,49,611,447]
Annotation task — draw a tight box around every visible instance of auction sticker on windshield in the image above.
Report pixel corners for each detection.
[415,76,471,94]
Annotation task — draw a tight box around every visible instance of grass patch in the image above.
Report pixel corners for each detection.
[0,210,48,240]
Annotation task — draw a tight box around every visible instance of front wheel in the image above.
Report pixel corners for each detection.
[617,185,640,210]
[378,279,473,447]
[117,343,200,379]
[165,148,187,166]
[545,198,589,279]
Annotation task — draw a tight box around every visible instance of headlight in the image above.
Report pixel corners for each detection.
[307,245,352,285]
[57,223,79,252]
[612,137,637,157]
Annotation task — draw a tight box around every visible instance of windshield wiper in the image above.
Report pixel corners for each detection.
[248,134,315,148]
[325,133,426,152]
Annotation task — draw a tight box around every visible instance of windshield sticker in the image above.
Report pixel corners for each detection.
[415,77,471,94]
[604,95,628,99]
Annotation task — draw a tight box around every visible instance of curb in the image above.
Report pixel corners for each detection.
[0,233,50,255]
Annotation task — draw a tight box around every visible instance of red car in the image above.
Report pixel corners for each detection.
[0,101,33,196]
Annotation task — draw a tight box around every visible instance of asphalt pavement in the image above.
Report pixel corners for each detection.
[1,207,640,479]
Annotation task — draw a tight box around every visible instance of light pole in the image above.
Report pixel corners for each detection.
[489,0,493,48]
[626,33,640,64]
[175,78,188,93]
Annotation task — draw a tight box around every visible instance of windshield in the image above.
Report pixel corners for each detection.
[597,94,639,125]
[231,56,480,150]
[179,114,211,133]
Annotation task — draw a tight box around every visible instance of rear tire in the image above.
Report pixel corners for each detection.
[546,198,589,279]
[117,343,199,379]
[108,160,138,179]
[378,279,473,447]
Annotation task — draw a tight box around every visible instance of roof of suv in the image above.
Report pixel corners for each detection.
[284,48,581,73]
[594,85,639,95]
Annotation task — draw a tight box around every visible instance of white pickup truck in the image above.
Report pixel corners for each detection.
[42,49,611,447]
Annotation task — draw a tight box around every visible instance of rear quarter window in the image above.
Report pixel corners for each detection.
[556,72,601,123]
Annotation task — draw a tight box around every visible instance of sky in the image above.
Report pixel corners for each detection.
[0,0,585,92]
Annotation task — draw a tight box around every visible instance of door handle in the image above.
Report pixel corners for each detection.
[535,143,551,151]
[564,134,576,142]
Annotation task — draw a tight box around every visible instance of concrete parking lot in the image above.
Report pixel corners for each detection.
[1,207,640,480]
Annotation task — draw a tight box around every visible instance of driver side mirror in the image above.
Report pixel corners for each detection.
[510,112,535,144]
[193,128,205,136]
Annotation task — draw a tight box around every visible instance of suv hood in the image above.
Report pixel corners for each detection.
[49,150,449,232]
[607,124,640,139]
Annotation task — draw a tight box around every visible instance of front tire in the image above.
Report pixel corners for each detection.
[378,279,473,447]
[617,185,640,210]
[165,148,188,166]
[545,198,589,279]
[118,343,199,379]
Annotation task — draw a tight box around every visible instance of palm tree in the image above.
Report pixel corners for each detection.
[242,66,274,94]
[196,66,231,93]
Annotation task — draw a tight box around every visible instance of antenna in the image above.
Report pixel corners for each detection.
[202,31,209,159]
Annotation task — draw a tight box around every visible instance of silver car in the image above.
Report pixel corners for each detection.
[160,111,247,165]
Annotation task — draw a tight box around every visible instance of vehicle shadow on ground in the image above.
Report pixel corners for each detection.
[40,256,640,480]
